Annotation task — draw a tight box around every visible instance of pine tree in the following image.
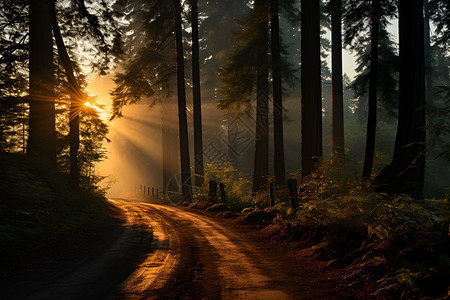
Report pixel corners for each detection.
[376,0,426,195]
[27,0,56,163]
[174,0,192,200]
[301,0,322,177]
[191,0,204,186]
[270,0,287,185]
[361,0,380,179]
[330,0,345,159]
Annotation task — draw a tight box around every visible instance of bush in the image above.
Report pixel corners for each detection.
[194,162,253,211]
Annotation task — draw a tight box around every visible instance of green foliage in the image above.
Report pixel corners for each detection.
[194,162,253,211]
[110,0,177,119]
[245,159,450,298]
[218,0,298,114]
[55,98,110,192]
[427,86,450,161]
[428,0,450,50]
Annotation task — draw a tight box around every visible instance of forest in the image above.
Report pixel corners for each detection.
[0,0,449,299]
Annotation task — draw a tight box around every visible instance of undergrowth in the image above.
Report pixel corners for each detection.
[193,162,253,212]
[0,153,113,255]
[193,159,449,299]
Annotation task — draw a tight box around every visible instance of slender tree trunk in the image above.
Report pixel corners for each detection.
[423,0,433,106]
[174,0,192,201]
[191,0,204,186]
[331,0,344,159]
[270,0,286,185]
[27,0,56,164]
[362,0,380,179]
[228,121,239,168]
[161,99,180,194]
[50,0,81,186]
[301,0,322,177]
[252,0,269,195]
[376,0,426,195]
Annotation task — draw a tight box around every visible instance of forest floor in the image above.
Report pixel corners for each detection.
[0,198,367,299]
[0,154,447,298]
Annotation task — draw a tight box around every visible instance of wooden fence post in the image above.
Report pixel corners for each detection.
[287,178,298,210]
[219,183,227,203]
[269,182,275,208]
[208,180,217,202]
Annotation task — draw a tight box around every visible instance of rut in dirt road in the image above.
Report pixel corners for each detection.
[1,199,353,299]
[109,199,349,299]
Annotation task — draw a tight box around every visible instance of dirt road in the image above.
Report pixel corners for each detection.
[1,199,353,299]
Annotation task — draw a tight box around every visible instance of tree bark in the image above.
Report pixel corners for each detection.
[50,0,81,186]
[423,0,433,106]
[301,0,322,177]
[27,0,56,164]
[252,0,269,195]
[270,0,286,185]
[376,0,426,195]
[331,0,344,159]
[191,0,204,186]
[362,0,380,179]
[161,99,180,194]
[174,0,193,201]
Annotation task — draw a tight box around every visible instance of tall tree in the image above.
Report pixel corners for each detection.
[252,0,269,194]
[50,1,83,186]
[301,0,322,177]
[424,0,433,106]
[270,0,286,185]
[174,0,192,200]
[349,28,399,123]
[110,0,181,194]
[376,0,426,195]
[191,0,204,186]
[27,0,56,163]
[330,0,344,159]
[361,0,380,179]
[218,0,297,191]
[161,97,180,193]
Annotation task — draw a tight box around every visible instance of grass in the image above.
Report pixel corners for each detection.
[0,153,115,262]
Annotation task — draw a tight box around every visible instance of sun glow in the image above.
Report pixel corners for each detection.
[83,101,109,120]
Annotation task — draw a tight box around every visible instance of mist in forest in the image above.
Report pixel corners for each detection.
[86,0,449,199]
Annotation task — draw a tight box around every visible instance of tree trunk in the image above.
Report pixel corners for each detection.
[376,0,426,195]
[423,0,433,106]
[228,122,239,168]
[362,0,380,179]
[331,0,344,159]
[161,100,180,194]
[252,0,269,195]
[270,0,286,185]
[301,0,322,177]
[27,0,56,164]
[191,0,204,186]
[50,0,81,186]
[174,0,193,201]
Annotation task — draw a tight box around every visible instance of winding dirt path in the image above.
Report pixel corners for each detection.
[1,199,353,299]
